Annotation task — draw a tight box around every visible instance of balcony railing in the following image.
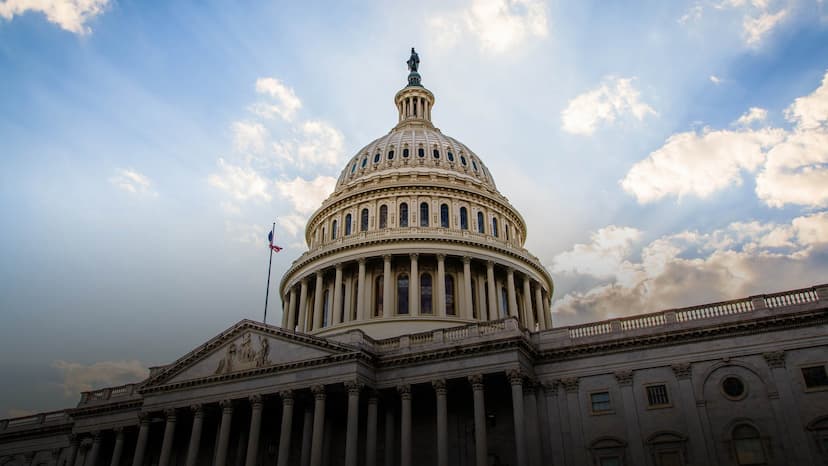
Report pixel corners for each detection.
[77,383,139,406]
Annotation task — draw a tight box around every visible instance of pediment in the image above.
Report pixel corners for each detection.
[146,320,358,386]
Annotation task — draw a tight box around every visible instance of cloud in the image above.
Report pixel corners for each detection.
[785,71,828,130]
[734,107,768,127]
[6,408,35,418]
[679,0,789,47]
[108,168,159,198]
[224,221,265,245]
[755,129,828,208]
[250,78,302,122]
[0,0,108,34]
[274,176,336,215]
[429,0,549,54]
[551,226,642,286]
[743,8,788,46]
[561,76,656,135]
[268,120,345,171]
[710,75,723,85]
[208,158,272,202]
[232,121,268,154]
[278,214,309,238]
[550,212,828,324]
[52,360,148,397]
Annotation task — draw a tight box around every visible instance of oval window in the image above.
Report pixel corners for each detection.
[460,155,467,166]
[374,153,381,164]
[361,157,368,168]
[447,151,454,162]
[388,150,395,160]
[403,148,410,158]
[418,148,425,158]
[433,149,440,159]
[722,376,746,400]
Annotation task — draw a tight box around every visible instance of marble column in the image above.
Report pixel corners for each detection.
[409,254,419,316]
[486,262,497,320]
[384,402,395,466]
[543,382,566,466]
[506,268,518,319]
[523,277,535,330]
[507,370,528,466]
[383,255,393,318]
[75,445,87,466]
[462,257,473,319]
[297,278,309,332]
[398,384,412,466]
[300,405,313,466]
[433,380,448,466]
[524,383,542,466]
[764,351,812,464]
[436,254,446,317]
[343,276,354,322]
[276,391,294,466]
[615,371,646,466]
[309,385,326,466]
[158,409,177,466]
[312,271,324,330]
[670,364,710,465]
[534,285,545,331]
[245,395,264,466]
[109,427,124,466]
[132,413,150,466]
[333,264,344,325]
[345,382,362,466]
[469,375,488,466]
[214,400,234,466]
[184,405,203,466]
[284,287,295,329]
[476,274,488,321]
[356,259,367,321]
[366,393,378,466]
[86,431,101,466]
[66,435,80,466]
[542,291,552,329]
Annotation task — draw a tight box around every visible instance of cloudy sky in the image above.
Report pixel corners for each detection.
[1,0,827,417]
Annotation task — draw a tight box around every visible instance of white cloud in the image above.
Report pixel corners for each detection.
[278,214,308,238]
[679,3,704,24]
[710,75,723,85]
[680,0,788,47]
[273,176,336,215]
[6,408,35,418]
[561,76,656,135]
[52,360,148,397]
[0,0,108,34]
[429,0,549,54]
[785,71,828,130]
[232,121,268,154]
[108,168,158,198]
[251,78,302,121]
[551,226,642,286]
[269,120,345,171]
[208,158,271,203]
[224,221,265,245]
[743,8,788,46]
[755,129,828,208]
[734,107,768,126]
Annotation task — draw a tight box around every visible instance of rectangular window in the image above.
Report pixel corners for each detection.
[599,457,622,466]
[802,365,828,389]
[646,384,671,407]
[591,391,612,413]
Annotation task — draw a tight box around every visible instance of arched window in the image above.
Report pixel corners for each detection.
[492,217,499,237]
[440,203,449,228]
[399,203,409,227]
[373,153,381,163]
[322,289,330,327]
[374,275,383,317]
[361,208,369,232]
[505,222,510,241]
[321,227,326,242]
[477,212,485,233]
[460,155,467,166]
[445,275,455,315]
[351,162,357,173]
[471,278,478,318]
[433,149,440,159]
[361,157,367,168]
[460,207,468,230]
[387,150,394,160]
[500,287,508,318]
[379,205,388,229]
[397,274,409,314]
[420,273,433,314]
[447,151,455,162]
[345,214,352,236]
[420,202,429,227]
[732,424,766,465]
[331,220,338,240]
[418,148,425,158]
[472,160,478,172]
[403,148,410,158]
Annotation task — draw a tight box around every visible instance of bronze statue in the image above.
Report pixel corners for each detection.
[407,47,419,72]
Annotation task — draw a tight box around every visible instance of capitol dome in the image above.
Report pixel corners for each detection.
[279,51,554,339]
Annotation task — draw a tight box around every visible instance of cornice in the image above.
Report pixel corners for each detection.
[0,423,72,443]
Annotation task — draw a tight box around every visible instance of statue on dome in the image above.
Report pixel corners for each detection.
[407,47,420,72]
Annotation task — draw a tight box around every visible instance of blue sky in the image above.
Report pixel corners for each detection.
[1,0,827,417]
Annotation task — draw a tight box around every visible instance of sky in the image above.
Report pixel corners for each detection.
[0,0,827,417]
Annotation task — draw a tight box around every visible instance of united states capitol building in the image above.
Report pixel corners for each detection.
[2,51,828,466]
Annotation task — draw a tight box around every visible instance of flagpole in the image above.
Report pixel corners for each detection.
[264,221,276,325]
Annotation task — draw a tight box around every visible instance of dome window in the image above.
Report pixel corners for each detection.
[379,205,388,229]
[388,150,395,160]
[433,149,440,159]
[472,160,479,172]
[420,202,429,227]
[447,151,455,162]
[418,148,425,158]
[445,275,456,315]
[460,155,467,166]
[374,275,383,317]
[403,148,410,158]
[397,273,410,314]
[361,208,369,232]
[351,162,357,173]
[373,153,381,164]
[399,203,409,227]
[345,214,352,236]
[331,220,338,240]
[440,204,449,228]
[361,157,368,168]
[477,212,485,233]
[460,207,468,230]
[420,273,433,314]
[492,218,499,238]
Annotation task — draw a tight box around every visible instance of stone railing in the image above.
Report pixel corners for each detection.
[372,317,522,353]
[566,284,827,340]
[78,383,139,406]
[0,410,70,432]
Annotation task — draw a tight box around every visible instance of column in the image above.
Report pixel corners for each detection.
[344,276,354,322]
[433,380,448,466]
[333,265,344,325]
[523,277,535,330]
[345,382,362,466]
[476,274,488,321]
[562,378,587,466]
[398,385,412,466]
[506,268,518,318]
[276,391,294,466]
[309,385,326,466]
[542,291,552,329]
[462,257,473,319]
[671,364,711,465]
[436,254,446,317]
[297,278,309,332]
[764,351,812,464]
[507,370,528,466]
[158,409,177,466]
[409,254,419,316]
[469,375,488,466]
[86,431,101,466]
[215,400,234,466]
[67,435,80,466]
[132,413,150,466]
[184,405,203,466]
[245,395,264,466]
[384,401,395,466]
[366,393,379,466]
[109,428,124,466]
[285,287,296,329]
[383,256,393,318]
[356,259,367,320]
[486,262,497,320]
[312,271,324,330]
[534,285,545,331]
[615,371,646,466]
[300,405,313,466]
[22,452,34,466]
[542,382,566,466]
[75,445,87,466]
[524,383,542,466]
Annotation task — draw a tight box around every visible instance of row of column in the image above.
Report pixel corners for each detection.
[282,254,552,332]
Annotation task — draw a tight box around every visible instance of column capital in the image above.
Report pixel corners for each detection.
[763,351,786,368]
[383,254,392,261]
[137,412,151,424]
[614,370,634,387]
[397,384,412,400]
[560,377,580,393]
[506,368,524,386]
[345,381,364,395]
[462,256,471,265]
[249,394,264,407]
[335,262,343,271]
[468,374,485,390]
[190,404,204,416]
[113,426,125,434]
[541,380,559,396]
[432,379,447,395]
[486,260,494,268]
[436,253,446,261]
[91,430,103,441]
[671,363,693,380]
[68,433,80,446]
[506,267,514,274]
[219,399,234,411]
[280,389,294,401]
[315,270,323,278]
[23,452,34,462]
[409,253,419,260]
[301,276,309,284]
[311,385,326,400]
[50,448,61,459]
[358,258,366,265]
[522,379,538,395]
[163,408,177,421]
[367,392,379,404]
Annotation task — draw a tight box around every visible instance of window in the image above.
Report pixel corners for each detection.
[471,278,478,318]
[590,438,626,466]
[418,148,425,158]
[403,148,409,158]
[447,151,454,162]
[591,391,612,413]
[322,289,330,327]
[646,384,670,407]
[472,160,478,171]
[460,207,468,230]
[500,287,508,318]
[421,273,433,314]
[492,217,499,237]
[373,153,380,163]
[648,433,687,466]
[420,202,429,227]
[722,376,746,400]
[732,424,766,465]
[440,204,449,228]
[460,155,467,166]
[375,275,383,317]
[802,365,828,389]
[399,203,408,227]
[397,274,409,314]
[445,275,456,315]
[387,150,394,160]
[345,214,352,236]
[351,162,357,173]
[361,209,369,232]
[379,205,388,229]
[331,220,338,240]
[433,149,440,159]
[477,212,485,233]
[505,223,510,241]
[361,157,367,168]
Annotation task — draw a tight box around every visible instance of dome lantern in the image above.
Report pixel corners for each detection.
[395,47,434,127]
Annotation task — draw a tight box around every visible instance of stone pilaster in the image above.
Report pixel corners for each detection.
[507,369,528,466]
[245,395,264,466]
[277,391,294,466]
[469,375,488,466]
[184,405,204,466]
[344,382,362,466]
[433,379,448,466]
[309,385,327,466]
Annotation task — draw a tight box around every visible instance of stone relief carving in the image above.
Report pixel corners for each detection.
[214,332,272,375]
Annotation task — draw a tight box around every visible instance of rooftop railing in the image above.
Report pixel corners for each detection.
[77,383,139,406]
[0,410,69,432]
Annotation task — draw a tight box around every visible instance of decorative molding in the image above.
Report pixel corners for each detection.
[671,363,692,380]
[462,256,471,264]
[541,380,559,396]
[190,404,203,417]
[615,370,634,387]
[137,412,150,424]
[163,409,176,420]
[763,351,786,369]
[397,384,412,400]
[248,394,263,407]
[279,390,294,403]
[344,381,364,395]
[506,368,524,386]
[219,400,233,411]
[311,385,326,400]
[468,374,485,391]
[432,379,447,395]
[561,377,580,393]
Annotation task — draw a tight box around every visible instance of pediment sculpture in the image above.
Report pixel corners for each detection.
[215,332,271,375]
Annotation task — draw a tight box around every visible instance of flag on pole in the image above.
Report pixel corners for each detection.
[268,229,283,252]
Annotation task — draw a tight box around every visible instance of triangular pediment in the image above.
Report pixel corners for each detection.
[145,320,359,386]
